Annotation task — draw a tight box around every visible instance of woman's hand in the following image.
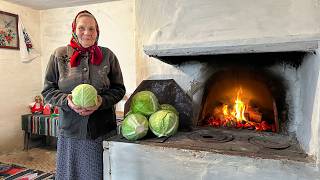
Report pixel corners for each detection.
[67,94,102,116]
[67,94,86,115]
[83,95,102,115]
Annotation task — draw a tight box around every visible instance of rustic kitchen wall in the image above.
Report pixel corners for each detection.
[0,1,41,153]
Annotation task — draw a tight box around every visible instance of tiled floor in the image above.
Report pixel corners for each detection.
[0,147,56,173]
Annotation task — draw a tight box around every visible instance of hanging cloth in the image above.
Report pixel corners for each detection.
[18,17,40,62]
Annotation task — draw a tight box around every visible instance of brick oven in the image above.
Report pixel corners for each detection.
[103,1,320,179]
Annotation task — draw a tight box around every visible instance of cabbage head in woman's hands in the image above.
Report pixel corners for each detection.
[71,84,98,108]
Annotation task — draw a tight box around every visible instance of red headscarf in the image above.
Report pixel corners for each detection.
[69,10,103,67]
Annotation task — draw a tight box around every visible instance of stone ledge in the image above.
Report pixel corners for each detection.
[144,35,320,57]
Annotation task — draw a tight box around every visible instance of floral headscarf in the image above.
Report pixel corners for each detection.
[69,10,103,67]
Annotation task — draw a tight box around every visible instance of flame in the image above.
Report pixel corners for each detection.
[209,87,274,132]
[217,87,247,122]
[234,87,247,122]
[222,104,229,116]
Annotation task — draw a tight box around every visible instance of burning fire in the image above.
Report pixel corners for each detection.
[207,87,275,132]
[233,88,246,122]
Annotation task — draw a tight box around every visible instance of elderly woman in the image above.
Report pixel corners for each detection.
[42,10,125,179]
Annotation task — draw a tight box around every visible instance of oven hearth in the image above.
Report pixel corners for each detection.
[110,127,308,162]
[187,129,234,143]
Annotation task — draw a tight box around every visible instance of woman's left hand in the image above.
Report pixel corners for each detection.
[79,95,102,116]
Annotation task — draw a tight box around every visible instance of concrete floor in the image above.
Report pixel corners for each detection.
[0,147,56,173]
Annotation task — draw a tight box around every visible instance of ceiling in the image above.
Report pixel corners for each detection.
[3,0,118,10]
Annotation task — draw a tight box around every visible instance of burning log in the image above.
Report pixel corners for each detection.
[246,106,262,123]
[273,98,279,133]
[248,110,262,123]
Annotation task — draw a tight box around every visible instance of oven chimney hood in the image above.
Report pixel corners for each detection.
[144,35,320,57]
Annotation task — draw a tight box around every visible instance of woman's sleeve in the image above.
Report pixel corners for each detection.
[41,54,70,111]
[99,52,126,110]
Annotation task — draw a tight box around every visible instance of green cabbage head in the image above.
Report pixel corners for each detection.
[131,91,159,116]
[160,104,179,115]
[121,113,149,141]
[124,110,133,118]
[149,110,179,137]
[71,84,98,108]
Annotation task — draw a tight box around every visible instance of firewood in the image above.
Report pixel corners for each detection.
[248,111,262,122]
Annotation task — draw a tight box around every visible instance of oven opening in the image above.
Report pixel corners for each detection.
[198,69,286,133]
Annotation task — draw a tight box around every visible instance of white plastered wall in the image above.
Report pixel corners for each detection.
[297,50,320,163]
[0,1,41,153]
[136,0,320,84]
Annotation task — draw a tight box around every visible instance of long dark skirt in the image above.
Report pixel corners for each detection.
[55,135,106,180]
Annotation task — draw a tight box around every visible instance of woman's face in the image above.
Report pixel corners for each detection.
[75,16,97,48]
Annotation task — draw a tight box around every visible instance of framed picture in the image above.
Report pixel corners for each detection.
[0,11,19,50]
